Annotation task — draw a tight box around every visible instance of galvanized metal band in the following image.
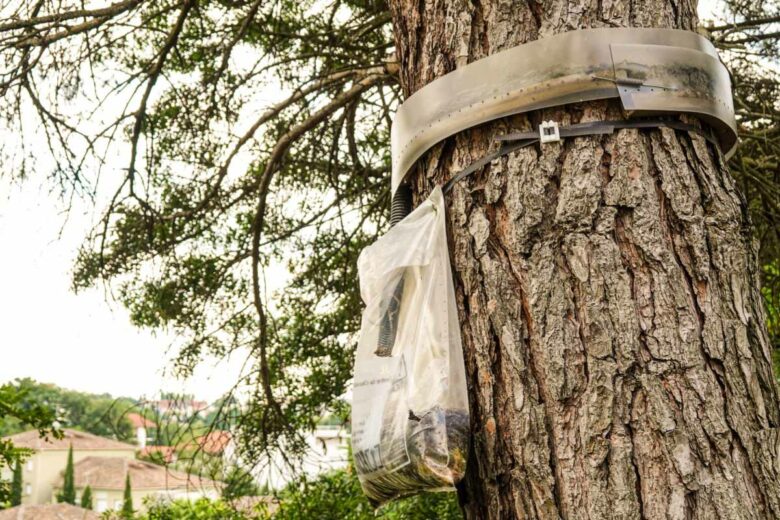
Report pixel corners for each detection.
[391,28,738,193]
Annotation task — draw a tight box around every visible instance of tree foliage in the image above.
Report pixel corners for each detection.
[266,467,462,520]
[2,0,395,467]
[0,382,57,506]
[0,0,778,484]
[222,466,263,500]
[138,498,250,520]
[124,467,460,519]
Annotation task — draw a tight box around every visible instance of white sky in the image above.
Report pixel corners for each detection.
[0,177,250,401]
[0,1,726,403]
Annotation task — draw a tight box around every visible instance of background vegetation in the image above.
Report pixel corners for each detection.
[101,465,461,519]
[0,382,57,507]
[0,379,134,441]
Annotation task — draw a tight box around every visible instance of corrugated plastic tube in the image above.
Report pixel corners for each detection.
[375,184,412,357]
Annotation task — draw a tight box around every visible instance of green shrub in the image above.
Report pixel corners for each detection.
[116,467,462,519]
[267,466,462,520]
[138,498,249,520]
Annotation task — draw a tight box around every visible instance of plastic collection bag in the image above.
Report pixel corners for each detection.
[351,186,469,505]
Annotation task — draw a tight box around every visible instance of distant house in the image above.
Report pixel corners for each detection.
[52,457,220,513]
[126,413,156,448]
[177,427,349,490]
[243,426,349,490]
[146,399,209,420]
[1,429,136,506]
[0,503,99,520]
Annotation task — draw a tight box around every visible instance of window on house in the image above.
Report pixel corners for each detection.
[24,484,31,496]
[25,460,32,471]
[96,499,107,513]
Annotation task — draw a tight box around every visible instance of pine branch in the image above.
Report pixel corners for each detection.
[162,65,390,221]
[0,0,145,32]
[127,0,195,195]
[721,31,780,45]
[707,15,780,32]
[247,73,389,435]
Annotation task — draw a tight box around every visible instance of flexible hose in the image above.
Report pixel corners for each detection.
[375,184,413,357]
[390,183,412,226]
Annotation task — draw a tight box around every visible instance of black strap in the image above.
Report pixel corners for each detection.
[442,118,719,193]
[441,139,538,193]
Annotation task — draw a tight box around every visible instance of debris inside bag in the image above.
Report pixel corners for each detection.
[357,406,469,504]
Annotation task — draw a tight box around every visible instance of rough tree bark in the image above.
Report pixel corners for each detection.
[386,1,780,519]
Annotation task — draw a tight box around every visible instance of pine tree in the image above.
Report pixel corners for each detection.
[56,445,75,505]
[121,474,133,519]
[10,460,22,506]
[79,485,93,510]
[386,2,780,517]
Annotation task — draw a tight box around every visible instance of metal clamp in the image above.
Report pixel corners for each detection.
[539,121,561,143]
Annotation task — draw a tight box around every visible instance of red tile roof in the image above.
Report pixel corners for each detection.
[139,445,177,463]
[126,413,155,429]
[0,504,99,520]
[59,456,220,491]
[190,431,232,455]
[3,429,136,452]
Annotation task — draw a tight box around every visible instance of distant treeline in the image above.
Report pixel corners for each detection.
[0,378,137,442]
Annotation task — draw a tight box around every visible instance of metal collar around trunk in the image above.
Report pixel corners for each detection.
[390,28,737,194]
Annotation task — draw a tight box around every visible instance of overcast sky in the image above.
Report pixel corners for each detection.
[0,1,726,403]
[0,176,250,401]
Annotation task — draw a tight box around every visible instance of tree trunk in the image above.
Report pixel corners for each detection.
[386,2,780,519]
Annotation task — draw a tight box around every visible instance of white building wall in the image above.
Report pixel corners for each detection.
[136,427,147,448]
[246,427,350,490]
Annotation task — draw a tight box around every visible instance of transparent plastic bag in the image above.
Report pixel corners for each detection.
[351,186,469,505]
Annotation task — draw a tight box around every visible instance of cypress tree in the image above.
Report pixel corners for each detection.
[121,474,133,519]
[80,485,93,510]
[10,460,22,506]
[56,445,75,504]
